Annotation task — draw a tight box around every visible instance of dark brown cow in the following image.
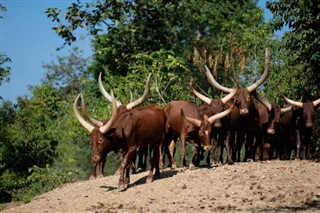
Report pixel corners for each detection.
[74,92,165,191]
[253,93,292,160]
[205,48,270,162]
[163,100,234,169]
[283,96,320,160]
[189,82,238,165]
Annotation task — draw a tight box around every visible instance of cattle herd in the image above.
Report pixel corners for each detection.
[73,48,320,191]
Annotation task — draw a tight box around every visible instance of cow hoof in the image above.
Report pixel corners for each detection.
[136,168,143,173]
[211,163,219,167]
[89,176,96,180]
[189,164,195,170]
[247,158,254,162]
[227,160,234,165]
[177,167,186,172]
[146,177,154,184]
[118,184,128,192]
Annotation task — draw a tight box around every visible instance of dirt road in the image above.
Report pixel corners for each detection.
[2,160,320,213]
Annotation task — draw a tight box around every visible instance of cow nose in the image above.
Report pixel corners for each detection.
[203,145,211,151]
[214,122,222,128]
[267,129,275,134]
[92,155,100,163]
[240,108,249,115]
[306,122,313,127]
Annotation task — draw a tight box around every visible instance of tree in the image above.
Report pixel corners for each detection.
[42,47,91,98]
[267,0,320,100]
[46,1,272,86]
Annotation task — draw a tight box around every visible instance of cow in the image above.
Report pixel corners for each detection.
[78,73,151,179]
[74,92,166,191]
[98,73,152,174]
[253,92,292,160]
[283,96,320,160]
[189,81,238,165]
[205,48,270,162]
[163,100,234,170]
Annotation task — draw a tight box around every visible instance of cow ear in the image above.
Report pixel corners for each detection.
[105,128,116,136]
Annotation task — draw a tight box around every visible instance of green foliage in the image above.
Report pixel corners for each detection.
[267,0,320,100]
[42,47,91,98]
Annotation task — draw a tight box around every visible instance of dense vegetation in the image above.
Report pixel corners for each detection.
[0,0,319,205]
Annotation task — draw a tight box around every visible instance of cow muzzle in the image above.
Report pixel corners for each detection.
[267,128,275,135]
[306,122,313,128]
[214,122,222,128]
[239,108,249,115]
[202,145,211,151]
[92,155,101,163]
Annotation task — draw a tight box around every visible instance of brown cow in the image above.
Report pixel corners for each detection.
[163,100,234,169]
[74,92,165,191]
[205,48,270,162]
[283,96,320,160]
[79,73,151,179]
[189,82,238,165]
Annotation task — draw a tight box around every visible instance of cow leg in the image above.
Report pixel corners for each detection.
[118,146,137,191]
[90,163,97,180]
[168,139,176,169]
[189,143,199,170]
[179,135,186,169]
[244,133,255,162]
[210,137,219,166]
[235,131,245,162]
[137,146,148,172]
[97,161,104,178]
[147,145,157,183]
[295,129,301,160]
[218,140,224,164]
[224,130,234,165]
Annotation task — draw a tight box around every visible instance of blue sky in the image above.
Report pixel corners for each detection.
[0,0,272,103]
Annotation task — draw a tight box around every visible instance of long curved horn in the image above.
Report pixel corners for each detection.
[126,73,152,110]
[81,94,104,127]
[207,103,234,124]
[221,86,238,104]
[189,82,212,105]
[283,96,303,108]
[205,65,233,93]
[312,98,320,107]
[73,93,95,133]
[280,106,292,114]
[246,48,270,92]
[252,91,272,111]
[99,91,118,134]
[98,72,122,107]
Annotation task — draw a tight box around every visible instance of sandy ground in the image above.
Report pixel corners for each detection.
[2,160,320,213]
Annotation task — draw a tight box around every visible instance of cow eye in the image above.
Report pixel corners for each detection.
[199,132,204,136]
[98,138,104,144]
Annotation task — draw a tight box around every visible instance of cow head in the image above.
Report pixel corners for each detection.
[181,103,234,150]
[253,91,292,135]
[206,48,270,115]
[284,96,320,128]
[189,81,237,128]
[73,92,118,179]
[266,106,292,135]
